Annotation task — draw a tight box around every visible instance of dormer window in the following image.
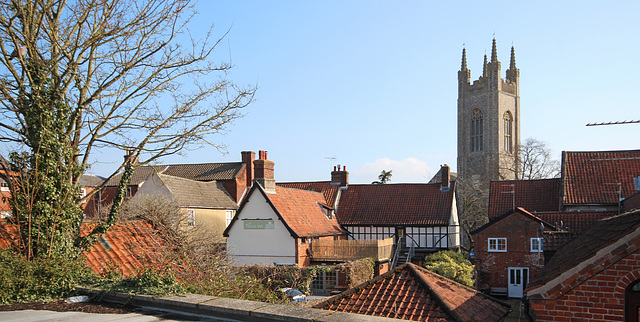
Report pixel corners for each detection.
[317,203,333,220]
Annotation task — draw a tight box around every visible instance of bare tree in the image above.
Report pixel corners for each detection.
[0,0,254,257]
[500,138,560,180]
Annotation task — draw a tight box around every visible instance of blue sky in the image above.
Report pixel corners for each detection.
[91,1,640,184]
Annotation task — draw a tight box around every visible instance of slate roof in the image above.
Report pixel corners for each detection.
[277,181,340,206]
[528,210,640,295]
[314,263,510,321]
[79,174,105,187]
[142,173,238,209]
[82,220,180,277]
[224,185,346,238]
[562,150,640,205]
[336,183,455,226]
[488,178,561,219]
[104,162,244,186]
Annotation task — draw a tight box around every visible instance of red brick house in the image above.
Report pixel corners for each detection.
[314,262,511,321]
[472,207,556,297]
[527,210,640,321]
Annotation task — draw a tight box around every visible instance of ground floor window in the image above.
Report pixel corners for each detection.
[406,226,449,249]
[311,269,338,295]
[347,226,394,240]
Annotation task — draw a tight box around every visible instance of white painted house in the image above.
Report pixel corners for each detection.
[223,152,346,266]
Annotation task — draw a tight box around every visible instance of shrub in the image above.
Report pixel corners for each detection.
[0,249,92,304]
[423,250,474,287]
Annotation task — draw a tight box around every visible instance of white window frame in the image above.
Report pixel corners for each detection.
[488,238,507,252]
[0,179,9,191]
[530,237,543,252]
[187,209,196,227]
[225,210,234,227]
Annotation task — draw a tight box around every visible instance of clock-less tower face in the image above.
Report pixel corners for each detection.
[457,39,520,188]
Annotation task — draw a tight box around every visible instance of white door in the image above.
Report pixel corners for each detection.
[508,267,529,298]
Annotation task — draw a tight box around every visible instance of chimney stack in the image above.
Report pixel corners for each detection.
[241,151,256,188]
[331,165,349,186]
[124,149,139,166]
[441,164,450,190]
[254,150,275,192]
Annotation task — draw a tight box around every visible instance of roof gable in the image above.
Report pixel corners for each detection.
[337,183,455,226]
[488,178,561,218]
[472,207,556,235]
[562,150,640,205]
[528,210,640,297]
[224,184,345,238]
[314,263,510,321]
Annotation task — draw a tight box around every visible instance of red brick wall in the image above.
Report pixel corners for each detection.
[473,212,548,290]
[529,250,640,321]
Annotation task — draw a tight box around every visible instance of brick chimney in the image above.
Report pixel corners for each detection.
[254,150,275,193]
[331,165,349,186]
[124,149,138,166]
[241,151,255,188]
[441,164,450,191]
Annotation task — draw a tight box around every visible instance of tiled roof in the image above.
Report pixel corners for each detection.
[277,181,340,206]
[314,263,510,321]
[543,231,580,253]
[0,220,179,277]
[266,186,345,238]
[562,150,640,205]
[472,207,556,235]
[336,183,455,226]
[528,210,640,295]
[104,162,244,186]
[79,174,105,187]
[144,174,238,209]
[225,185,346,238]
[81,221,180,277]
[535,211,616,232]
[488,178,561,219]
[623,191,640,212]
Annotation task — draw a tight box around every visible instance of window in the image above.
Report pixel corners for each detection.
[187,209,196,227]
[1,210,12,219]
[471,109,483,152]
[1,179,9,191]
[504,111,513,153]
[79,188,87,204]
[530,238,543,252]
[347,226,394,241]
[488,238,507,252]
[225,210,234,227]
[406,226,449,249]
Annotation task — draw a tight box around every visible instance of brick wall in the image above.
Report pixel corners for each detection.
[473,212,547,290]
[529,251,640,321]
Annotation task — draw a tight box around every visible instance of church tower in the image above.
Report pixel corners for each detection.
[457,39,520,187]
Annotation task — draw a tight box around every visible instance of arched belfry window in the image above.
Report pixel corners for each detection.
[471,109,483,152]
[504,111,513,153]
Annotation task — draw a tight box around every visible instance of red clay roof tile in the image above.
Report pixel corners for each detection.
[277,181,340,206]
[315,263,510,321]
[337,183,455,226]
[562,150,640,205]
[488,179,561,219]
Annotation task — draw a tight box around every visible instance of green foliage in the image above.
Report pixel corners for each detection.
[423,250,475,287]
[8,59,83,260]
[85,267,187,297]
[0,249,91,304]
[372,170,392,184]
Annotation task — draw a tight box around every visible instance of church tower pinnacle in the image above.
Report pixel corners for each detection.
[457,39,521,189]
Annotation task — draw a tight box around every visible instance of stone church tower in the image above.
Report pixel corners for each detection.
[457,38,520,187]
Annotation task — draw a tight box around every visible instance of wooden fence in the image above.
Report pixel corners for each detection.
[311,238,394,262]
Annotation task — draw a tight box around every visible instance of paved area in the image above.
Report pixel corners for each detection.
[0,307,250,321]
[503,299,530,322]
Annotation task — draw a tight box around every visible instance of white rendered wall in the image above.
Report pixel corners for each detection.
[226,190,295,265]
